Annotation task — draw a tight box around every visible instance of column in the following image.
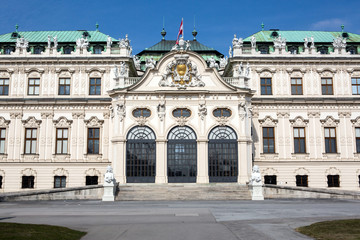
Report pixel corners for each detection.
[196,139,209,184]
[112,139,126,184]
[155,139,167,183]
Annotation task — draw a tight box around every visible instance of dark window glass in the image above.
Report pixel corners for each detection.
[28,78,40,95]
[213,108,232,118]
[22,176,34,188]
[4,47,14,55]
[0,128,5,154]
[25,128,37,154]
[258,45,269,54]
[0,176,2,188]
[59,78,71,95]
[296,175,308,187]
[356,128,360,153]
[260,78,272,95]
[263,127,275,153]
[54,176,66,188]
[352,78,360,95]
[93,46,103,54]
[132,108,151,118]
[264,175,277,185]
[56,128,68,154]
[63,46,73,54]
[0,79,9,95]
[87,128,100,154]
[172,108,191,118]
[325,127,337,153]
[89,78,101,95]
[291,78,303,95]
[318,46,329,54]
[294,127,306,153]
[33,47,43,54]
[347,46,357,55]
[321,78,333,95]
[327,175,340,187]
[86,176,98,185]
[288,46,298,54]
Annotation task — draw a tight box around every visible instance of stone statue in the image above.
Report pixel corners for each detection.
[129,46,133,56]
[250,165,262,186]
[219,57,228,68]
[332,36,347,49]
[171,44,178,51]
[104,165,115,185]
[53,36,58,49]
[273,34,286,49]
[117,103,126,121]
[119,61,128,77]
[109,105,115,118]
[133,56,141,70]
[185,40,191,51]
[304,37,309,49]
[245,62,250,77]
[178,37,185,50]
[113,65,119,79]
[207,56,218,68]
[238,62,243,75]
[310,36,315,48]
[238,101,246,120]
[229,46,232,58]
[76,37,89,49]
[251,36,256,48]
[16,37,29,49]
[145,57,156,69]
[157,101,166,121]
[47,35,52,48]
[198,103,207,120]
[232,34,243,49]
[107,35,112,48]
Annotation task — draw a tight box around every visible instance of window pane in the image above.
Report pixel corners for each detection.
[56,141,62,154]
[330,139,336,153]
[268,128,274,137]
[94,129,99,138]
[321,79,326,84]
[57,129,62,138]
[94,140,99,153]
[90,86,95,95]
[300,139,306,153]
[31,140,36,153]
[291,79,296,84]
[63,140,68,153]
[0,129,5,138]
[294,129,299,138]
[34,86,39,95]
[269,139,275,152]
[299,128,305,137]
[330,128,335,137]
[0,141,5,153]
[356,128,360,137]
[352,86,357,94]
[25,140,31,153]
[33,129,37,138]
[324,128,329,137]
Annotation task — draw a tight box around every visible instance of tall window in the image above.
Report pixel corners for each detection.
[22,176,34,188]
[291,78,303,95]
[87,128,100,154]
[321,78,333,95]
[0,128,5,154]
[54,176,66,188]
[89,78,101,95]
[86,176,98,185]
[28,78,40,95]
[352,78,360,95]
[296,175,308,187]
[294,127,306,153]
[261,78,272,95]
[25,128,37,154]
[324,127,337,153]
[327,175,340,187]
[0,79,9,95]
[56,129,68,154]
[356,128,360,153]
[59,78,71,95]
[263,127,275,153]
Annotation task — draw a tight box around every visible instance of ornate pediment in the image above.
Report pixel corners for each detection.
[258,116,278,127]
[84,116,104,127]
[53,117,73,128]
[325,167,340,175]
[159,54,205,89]
[0,117,10,127]
[320,116,339,127]
[85,168,101,176]
[289,116,309,127]
[21,168,37,176]
[22,116,42,127]
[53,168,69,176]
[351,116,360,127]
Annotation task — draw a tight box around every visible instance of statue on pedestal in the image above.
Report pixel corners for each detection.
[107,35,112,48]
[251,36,256,48]
[104,165,115,185]
[250,165,262,186]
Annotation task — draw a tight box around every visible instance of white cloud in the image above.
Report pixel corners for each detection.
[310,19,347,31]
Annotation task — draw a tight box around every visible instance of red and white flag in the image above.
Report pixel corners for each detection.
[176,18,183,44]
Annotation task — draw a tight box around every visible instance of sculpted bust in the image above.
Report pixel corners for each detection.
[104,165,115,185]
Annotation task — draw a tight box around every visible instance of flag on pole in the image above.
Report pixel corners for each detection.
[176,18,183,44]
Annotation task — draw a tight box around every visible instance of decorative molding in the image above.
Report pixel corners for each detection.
[258,116,278,127]
[338,112,351,118]
[53,116,73,128]
[21,168,37,176]
[293,167,310,175]
[84,116,104,127]
[10,112,23,119]
[22,116,42,127]
[320,116,339,127]
[0,117,10,127]
[85,168,101,176]
[135,116,148,126]
[215,116,229,126]
[41,112,54,119]
[198,103,207,120]
[307,112,320,118]
[351,116,360,127]
[176,116,189,126]
[276,112,290,118]
[72,112,85,119]
[325,167,341,175]
[53,168,69,176]
[289,116,309,127]
[261,167,278,175]
[25,68,45,74]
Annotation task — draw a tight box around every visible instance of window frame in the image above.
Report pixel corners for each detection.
[260,78,272,95]
[28,78,40,95]
[296,175,308,187]
[291,78,303,95]
[132,108,151,118]
[356,127,360,153]
[324,127,337,153]
[327,174,340,187]
[264,175,277,185]
[89,78,101,95]
[54,176,66,188]
[352,78,360,95]
[293,127,306,153]
[22,176,35,189]
[55,128,69,154]
[24,128,37,154]
[0,78,9,96]
[86,176,99,185]
[213,108,232,118]
[262,127,275,153]
[58,78,71,95]
[172,108,192,118]
[0,128,6,154]
[321,78,333,95]
[87,128,100,154]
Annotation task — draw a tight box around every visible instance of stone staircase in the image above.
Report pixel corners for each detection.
[116,183,251,201]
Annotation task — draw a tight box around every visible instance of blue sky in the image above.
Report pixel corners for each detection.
[1,0,360,54]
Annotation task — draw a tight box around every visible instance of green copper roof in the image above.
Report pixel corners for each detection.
[243,31,360,43]
[0,30,117,43]
[139,40,220,52]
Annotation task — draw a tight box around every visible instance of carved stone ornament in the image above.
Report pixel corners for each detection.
[307,111,320,118]
[198,103,207,120]
[53,117,73,128]
[159,54,205,90]
[41,112,54,119]
[273,34,286,49]
[22,116,42,127]
[338,112,351,118]
[21,168,37,176]
[85,168,101,176]
[320,116,339,127]
[215,116,229,126]
[0,117,10,127]
[53,168,69,176]
[176,116,188,126]
[293,167,309,175]
[351,116,360,126]
[72,112,85,119]
[84,116,104,127]
[117,103,126,122]
[276,112,290,118]
[135,116,148,126]
[332,36,346,49]
[157,101,165,122]
[289,116,309,127]
[258,116,278,127]
[10,112,23,119]
[16,37,29,49]
[325,167,341,175]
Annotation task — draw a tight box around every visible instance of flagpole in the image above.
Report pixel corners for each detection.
[182,17,184,39]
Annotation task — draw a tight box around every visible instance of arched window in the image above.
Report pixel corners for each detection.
[208,126,238,182]
[167,126,197,183]
[126,126,156,183]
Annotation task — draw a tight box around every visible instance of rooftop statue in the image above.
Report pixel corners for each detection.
[304,37,309,49]
[232,34,243,49]
[185,40,191,51]
[310,36,315,48]
[107,35,113,48]
[145,57,156,69]
[273,34,286,49]
[76,37,89,49]
[47,35,52,48]
[53,36,58,49]
[229,46,232,58]
[219,56,228,68]
[245,62,250,77]
[119,34,131,48]
[251,36,256,48]
[133,56,141,70]
[16,37,29,49]
[119,61,128,77]
[332,36,347,49]
[207,56,219,68]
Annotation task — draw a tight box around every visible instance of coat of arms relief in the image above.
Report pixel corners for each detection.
[159,54,205,90]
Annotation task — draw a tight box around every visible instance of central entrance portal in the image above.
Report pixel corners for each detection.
[167,126,197,183]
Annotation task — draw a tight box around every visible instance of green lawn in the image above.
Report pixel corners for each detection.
[0,222,86,240]
[296,219,360,240]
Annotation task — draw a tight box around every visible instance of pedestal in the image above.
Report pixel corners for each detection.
[102,183,115,201]
[251,184,264,200]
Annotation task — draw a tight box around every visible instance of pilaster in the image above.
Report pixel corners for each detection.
[155,139,167,183]
[196,139,209,184]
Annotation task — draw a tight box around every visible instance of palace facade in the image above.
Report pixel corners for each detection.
[0,27,360,192]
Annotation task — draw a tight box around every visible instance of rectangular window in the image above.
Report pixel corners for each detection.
[327,175,340,187]
[324,127,337,153]
[321,78,333,95]
[54,176,66,188]
[86,176,98,185]
[0,79,9,95]
[0,128,5,154]
[296,175,308,187]
[89,78,101,95]
[25,128,37,154]
[352,78,360,95]
[264,175,277,185]
[356,128,360,153]
[56,128,68,154]
[294,127,306,153]
[260,78,272,95]
[291,78,303,95]
[0,176,2,188]
[263,127,275,153]
[28,78,40,95]
[22,176,34,188]
[58,78,71,95]
[87,128,100,154]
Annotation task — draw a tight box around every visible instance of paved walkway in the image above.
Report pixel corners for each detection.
[1,199,360,239]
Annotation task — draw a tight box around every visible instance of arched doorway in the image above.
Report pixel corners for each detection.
[167,126,197,183]
[208,126,238,182]
[126,126,156,183]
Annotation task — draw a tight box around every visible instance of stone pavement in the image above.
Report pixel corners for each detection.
[0,199,360,240]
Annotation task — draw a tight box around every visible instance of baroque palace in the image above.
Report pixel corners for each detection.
[0,25,360,192]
